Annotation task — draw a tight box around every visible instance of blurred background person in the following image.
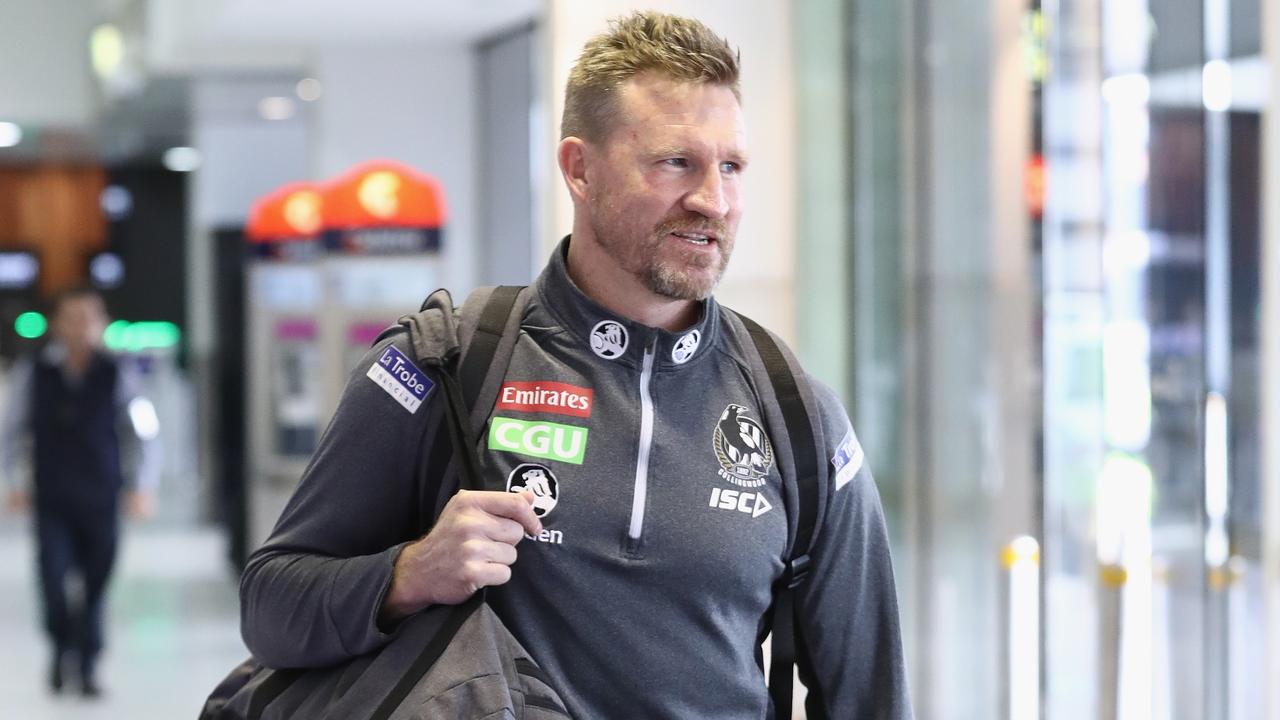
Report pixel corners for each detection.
[1,287,159,698]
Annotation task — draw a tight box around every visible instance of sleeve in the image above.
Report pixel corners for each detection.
[239,333,447,669]
[114,360,162,493]
[794,378,914,719]
[0,357,34,492]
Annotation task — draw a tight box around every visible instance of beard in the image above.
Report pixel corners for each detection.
[589,208,735,302]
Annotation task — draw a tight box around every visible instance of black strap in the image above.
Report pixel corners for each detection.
[415,286,526,518]
[460,285,523,410]
[368,287,527,719]
[243,668,303,720]
[367,595,485,720]
[735,311,822,720]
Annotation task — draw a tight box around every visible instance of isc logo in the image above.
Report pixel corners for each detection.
[709,487,773,519]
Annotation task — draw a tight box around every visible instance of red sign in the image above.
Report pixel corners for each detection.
[497,382,593,418]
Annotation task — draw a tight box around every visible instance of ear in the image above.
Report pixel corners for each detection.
[558,137,591,203]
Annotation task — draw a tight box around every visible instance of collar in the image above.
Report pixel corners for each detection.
[534,236,720,372]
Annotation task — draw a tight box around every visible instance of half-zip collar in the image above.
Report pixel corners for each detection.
[534,236,721,372]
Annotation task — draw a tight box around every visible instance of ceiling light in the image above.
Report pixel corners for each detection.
[259,96,296,121]
[296,78,323,102]
[0,122,21,148]
[1202,60,1232,112]
[163,146,201,172]
[91,24,125,80]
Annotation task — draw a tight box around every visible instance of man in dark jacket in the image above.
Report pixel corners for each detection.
[242,11,913,718]
[2,287,160,697]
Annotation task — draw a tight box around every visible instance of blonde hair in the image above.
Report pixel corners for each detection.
[561,11,740,142]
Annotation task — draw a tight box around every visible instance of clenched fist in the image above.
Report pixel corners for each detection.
[379,489,542,625]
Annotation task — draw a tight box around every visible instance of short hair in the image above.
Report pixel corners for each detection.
[561,11,740,142]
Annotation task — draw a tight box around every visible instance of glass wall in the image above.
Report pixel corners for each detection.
[812,0,1268,717]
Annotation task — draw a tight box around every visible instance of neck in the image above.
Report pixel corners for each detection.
[62,344,94,373]
[565,229,700,332]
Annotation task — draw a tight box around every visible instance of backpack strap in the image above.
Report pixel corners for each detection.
[459,285,524,410]
[378,286,527,504]
[732,311,823,720]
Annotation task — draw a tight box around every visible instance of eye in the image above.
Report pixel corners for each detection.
[720,161,742,175]
[663,157,689,169]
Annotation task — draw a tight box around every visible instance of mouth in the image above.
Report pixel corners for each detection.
[668,230,717,247]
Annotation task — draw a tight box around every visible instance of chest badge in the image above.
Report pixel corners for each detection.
[712,404,773,488]
[507,463,560,518]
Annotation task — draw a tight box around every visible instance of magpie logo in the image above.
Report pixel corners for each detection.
[712,404,773,488]
[672,329,701,364]
[506,463,560,518]
[590,320,628,360]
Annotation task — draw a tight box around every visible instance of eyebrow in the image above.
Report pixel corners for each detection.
[650,145,751,166]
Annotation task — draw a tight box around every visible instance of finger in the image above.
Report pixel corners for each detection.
[485,541,518,566]
[479,516,528,545]
[468,561,513,589]
[468,491,543,536]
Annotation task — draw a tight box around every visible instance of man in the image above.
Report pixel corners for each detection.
[241,11,911,718]
[2,287,160,697]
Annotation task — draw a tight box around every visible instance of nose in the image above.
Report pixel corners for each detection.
[682,167,730,220]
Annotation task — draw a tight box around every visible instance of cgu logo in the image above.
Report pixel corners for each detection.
[709,487,773,519]
[488,416,588,465]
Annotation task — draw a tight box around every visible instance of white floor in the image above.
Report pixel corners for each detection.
[0,519,248,718]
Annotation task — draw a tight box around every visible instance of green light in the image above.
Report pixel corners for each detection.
[103,320,128,349]
[102,320,181,352]
[14,312,46,339]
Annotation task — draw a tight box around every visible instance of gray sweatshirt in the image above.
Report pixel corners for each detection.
[240,240,912,719]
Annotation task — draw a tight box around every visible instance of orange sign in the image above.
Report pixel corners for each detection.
[246,182,323,241]
[1025,154,1045,219]
[321,160,446,230]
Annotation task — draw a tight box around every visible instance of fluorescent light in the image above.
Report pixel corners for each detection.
[1202,60,1232,112]
[0,122,21,148]
[163,146,201,172]
[258,96,296,121]
[296,78,323,102]
[90,24,125,80]
[1101,73,1150,106]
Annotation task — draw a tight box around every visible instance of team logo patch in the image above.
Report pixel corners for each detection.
[590,320,628,359]
[497,381,593,418]
[832,425,865,491]
[366,346,433,413]
[712,404,773,488]
[488,416,589,464]
[672,330,701,364]
[507,463,559,518]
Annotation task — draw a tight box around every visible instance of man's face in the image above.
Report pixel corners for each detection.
[52,296,107,352]
[583,73,747,301]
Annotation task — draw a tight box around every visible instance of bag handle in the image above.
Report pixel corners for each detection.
[364,286,528,720]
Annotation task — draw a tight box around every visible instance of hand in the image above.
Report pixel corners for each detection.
[126,490,156,520]
[380,490,542,624]
[5,488,30,514]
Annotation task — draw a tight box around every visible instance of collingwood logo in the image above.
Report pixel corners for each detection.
[712,404,774,488]
[590,320,628,359]
[671,329,700,364]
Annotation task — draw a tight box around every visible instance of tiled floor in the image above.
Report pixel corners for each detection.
[0,520,248,718]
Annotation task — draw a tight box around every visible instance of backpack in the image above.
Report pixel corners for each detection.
[202,285,825,720]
